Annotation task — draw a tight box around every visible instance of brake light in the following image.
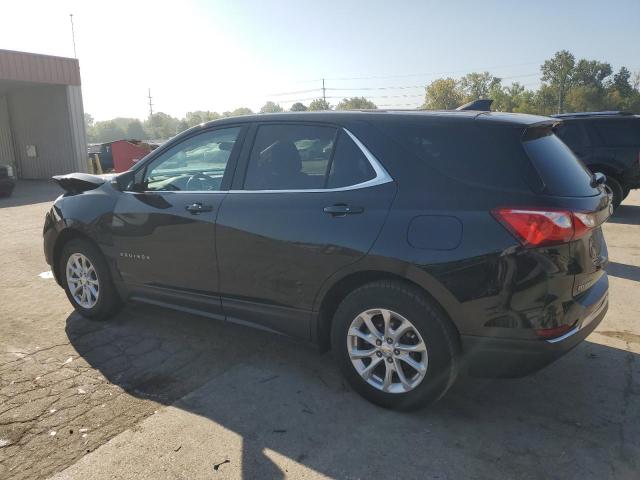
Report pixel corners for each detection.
[492,208,597,247]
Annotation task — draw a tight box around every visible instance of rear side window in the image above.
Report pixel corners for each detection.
[522,127,597,197]
[244,124,336,190]
[592,119,640,147]
[327,132,376,188]
[243,124,377,190]
[379,122,531,191]
[555,122,590,150]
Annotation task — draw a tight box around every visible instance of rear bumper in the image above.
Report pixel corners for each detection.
[460,288,608,378]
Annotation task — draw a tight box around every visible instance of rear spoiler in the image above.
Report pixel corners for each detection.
[456,99,493,111]
[52,173,109,194]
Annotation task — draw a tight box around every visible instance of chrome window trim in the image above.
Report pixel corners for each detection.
[129,128,393,195]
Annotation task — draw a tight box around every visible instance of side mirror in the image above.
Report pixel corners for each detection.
[591,172,606,187]
[111,170,139,192]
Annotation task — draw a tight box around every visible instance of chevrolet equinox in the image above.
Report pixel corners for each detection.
[44,111,611,409]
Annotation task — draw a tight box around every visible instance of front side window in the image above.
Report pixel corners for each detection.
[144,127,241,191]
[243,124,377,190]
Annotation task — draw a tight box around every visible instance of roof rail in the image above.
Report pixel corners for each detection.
[552,111,634,118]
[456,99,493,111]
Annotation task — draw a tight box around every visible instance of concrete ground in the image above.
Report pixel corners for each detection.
[0,180,638,480]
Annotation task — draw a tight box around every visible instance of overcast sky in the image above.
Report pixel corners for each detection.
[2,0,639,120]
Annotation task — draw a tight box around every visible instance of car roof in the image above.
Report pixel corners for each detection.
[196,109,554,129]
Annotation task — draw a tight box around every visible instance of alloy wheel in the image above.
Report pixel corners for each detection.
[66,253,100,309]
[347,308,428,394]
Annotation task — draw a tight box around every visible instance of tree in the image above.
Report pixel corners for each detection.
[612,66,634,98]
[144,112,181,139]
[459,72,501,102]
[335,97,377,110]
[260,101,284,113]
[92,120,125,143]
[573,60,612,88]
[125,119,147,140]
[423,78,463,110]
[185,111,221,127]
[289,102,308,111]
[541,50,576,113]
[223,107,253,117]
[308,98,331,111]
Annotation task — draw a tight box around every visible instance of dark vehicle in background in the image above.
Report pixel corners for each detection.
[44,111,610,409]
[0,164,16,197]
[554,111,640,209]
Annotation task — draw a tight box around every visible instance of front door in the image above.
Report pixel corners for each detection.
[216,123,396,338]
[111,125,245,315]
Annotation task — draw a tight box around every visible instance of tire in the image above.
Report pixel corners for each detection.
[59,238,121,320]
[606,176,624,210]
[331,280,459,410]
[622,186,631,201]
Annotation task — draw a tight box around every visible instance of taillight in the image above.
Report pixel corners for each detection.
[492,208,597,247]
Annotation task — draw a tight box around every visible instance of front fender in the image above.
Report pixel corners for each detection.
[43,184,119,284]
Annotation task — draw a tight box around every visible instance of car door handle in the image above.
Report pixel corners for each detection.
[185,203,213,214]
[323,204,364,216]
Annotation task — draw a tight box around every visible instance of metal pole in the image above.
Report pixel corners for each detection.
[148,88,154,118]
[322,78,326,102]
[69,14,77,58]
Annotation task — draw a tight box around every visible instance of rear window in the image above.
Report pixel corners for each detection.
[592,119,640,147]
[522,127,597,197]
[379,122,531,191]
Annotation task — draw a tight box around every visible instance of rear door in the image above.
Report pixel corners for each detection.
[111,125,245,315]
[216,122,396,338]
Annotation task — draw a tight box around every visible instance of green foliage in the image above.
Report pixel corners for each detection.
[185,111,221,128]
[307,98,331,111]
[289,102,308,111]
[125,119,146,139]
[260,101,284,113]
[423,78,463,110]
[223,107,254,117]
[335,97,377,110]
[459,72,501,102]
[92,121,125,143]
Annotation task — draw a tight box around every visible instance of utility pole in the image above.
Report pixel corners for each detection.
[147,88,154,118]
[69,14,77,58]
[322,78,326,102]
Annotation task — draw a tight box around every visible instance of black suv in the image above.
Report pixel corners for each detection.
[44,111,610,409]
[554,111,640,208]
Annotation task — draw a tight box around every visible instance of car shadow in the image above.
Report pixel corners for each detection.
[66,304,639,478]
[609,204,640,225]
[606,261,640,282]
[0,180,61,208]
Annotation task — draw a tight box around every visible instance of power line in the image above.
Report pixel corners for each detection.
[295,61,545,83]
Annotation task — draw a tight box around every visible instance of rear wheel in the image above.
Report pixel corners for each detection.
[60,239,121,320]
[622,185,631,201]
[331,280,459,410]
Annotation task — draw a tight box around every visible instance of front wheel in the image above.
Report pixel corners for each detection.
[605,176,624,210]
[60,238,121,320]
[331,280,459,410]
